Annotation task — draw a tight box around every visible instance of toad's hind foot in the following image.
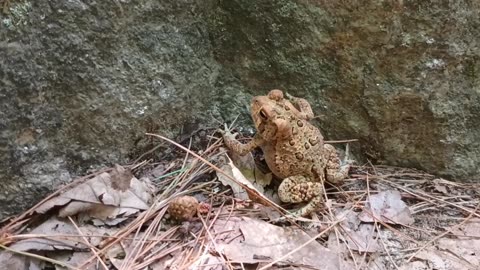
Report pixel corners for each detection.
[287,196,324,217]
[278,175,324,217]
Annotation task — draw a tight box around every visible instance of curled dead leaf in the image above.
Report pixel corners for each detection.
[215,217,340,269]
[359,190,414,225]
[35,165,155,223]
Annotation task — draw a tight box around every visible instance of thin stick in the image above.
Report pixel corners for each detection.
[325,139,359,144]
[0,243,78,269]
[145,133,286,215]
[406,202,480,263]
[68,216,108,270]
[375,222,400,270]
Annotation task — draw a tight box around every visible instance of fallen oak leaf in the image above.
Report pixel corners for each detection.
[333,208,381,253]
[3,217,89,253]
[218,153,279,208]
[449,218,480,238]
[217,163,249,200]
[35,165,155,222]
[359,190,414,225]
[215,217,341,269]
[228,149,272,189]
[0,217,121,269]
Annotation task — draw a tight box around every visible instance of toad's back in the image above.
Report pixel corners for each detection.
[260,112,326,181]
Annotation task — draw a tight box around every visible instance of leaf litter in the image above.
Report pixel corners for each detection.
[0,130,479,269]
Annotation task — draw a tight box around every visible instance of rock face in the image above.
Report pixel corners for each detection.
[0,0,251,219]
[206,0,480,179]
[0,0,479,218]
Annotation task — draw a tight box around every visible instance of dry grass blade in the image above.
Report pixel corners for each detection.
[67,216,108,270]
[0,243,78,269]
[145,133,287,216]
[77,134,222,269]
[382,178,480,218]
[406,202,480,263]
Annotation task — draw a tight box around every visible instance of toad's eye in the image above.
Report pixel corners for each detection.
[259,109,268,120]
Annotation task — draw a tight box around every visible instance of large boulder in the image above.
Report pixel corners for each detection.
[0,0,479,218]
[207,0,480,180]
[0,0,250,219]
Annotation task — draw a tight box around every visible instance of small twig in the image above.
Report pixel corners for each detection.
[145,133,287,216]
[132,144,164,165]
[384,179,480,218]
[228,114,241,130]
[406,202,480,263]
[324,139,359,144]
[0,243,78,269]
[181,137,193,169]
[375,222,400,270]
[68,216,108,270]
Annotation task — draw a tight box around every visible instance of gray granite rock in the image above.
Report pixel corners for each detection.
[0,0,249,219]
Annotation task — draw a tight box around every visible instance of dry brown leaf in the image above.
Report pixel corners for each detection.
[35,165,155,223]
[414,247,476,270]
[0,217,117,269]
[449,218,480,238]
[216,153,284,214]
[1,217,118,261]
[105,242,126,262]
[217,163,249,200]
[433,178,449,194]
[334,209,381,253]
[189,252,224,270]
[149,250,183,270]
[54,251,96,270]
[398,261,429,270]
[345,224,381,253]
[0,252,35,270]
[110,257,124,270]
[326,234,357,269]
[217,154,267,200]
[9,217,89,252]
[229,150,272,188]
[106,231,150,268]
[437,238,480,267]
[359,190,414,225]
[216,217,339,269]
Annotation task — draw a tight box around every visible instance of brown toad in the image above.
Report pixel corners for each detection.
[223,89,351,217]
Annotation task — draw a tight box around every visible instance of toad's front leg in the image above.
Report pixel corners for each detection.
[277,175,324,217]
[222,127,265,156]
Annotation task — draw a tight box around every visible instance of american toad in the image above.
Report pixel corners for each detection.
[223,89,351,217]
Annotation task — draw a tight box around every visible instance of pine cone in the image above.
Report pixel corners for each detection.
[168,196,199,221]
